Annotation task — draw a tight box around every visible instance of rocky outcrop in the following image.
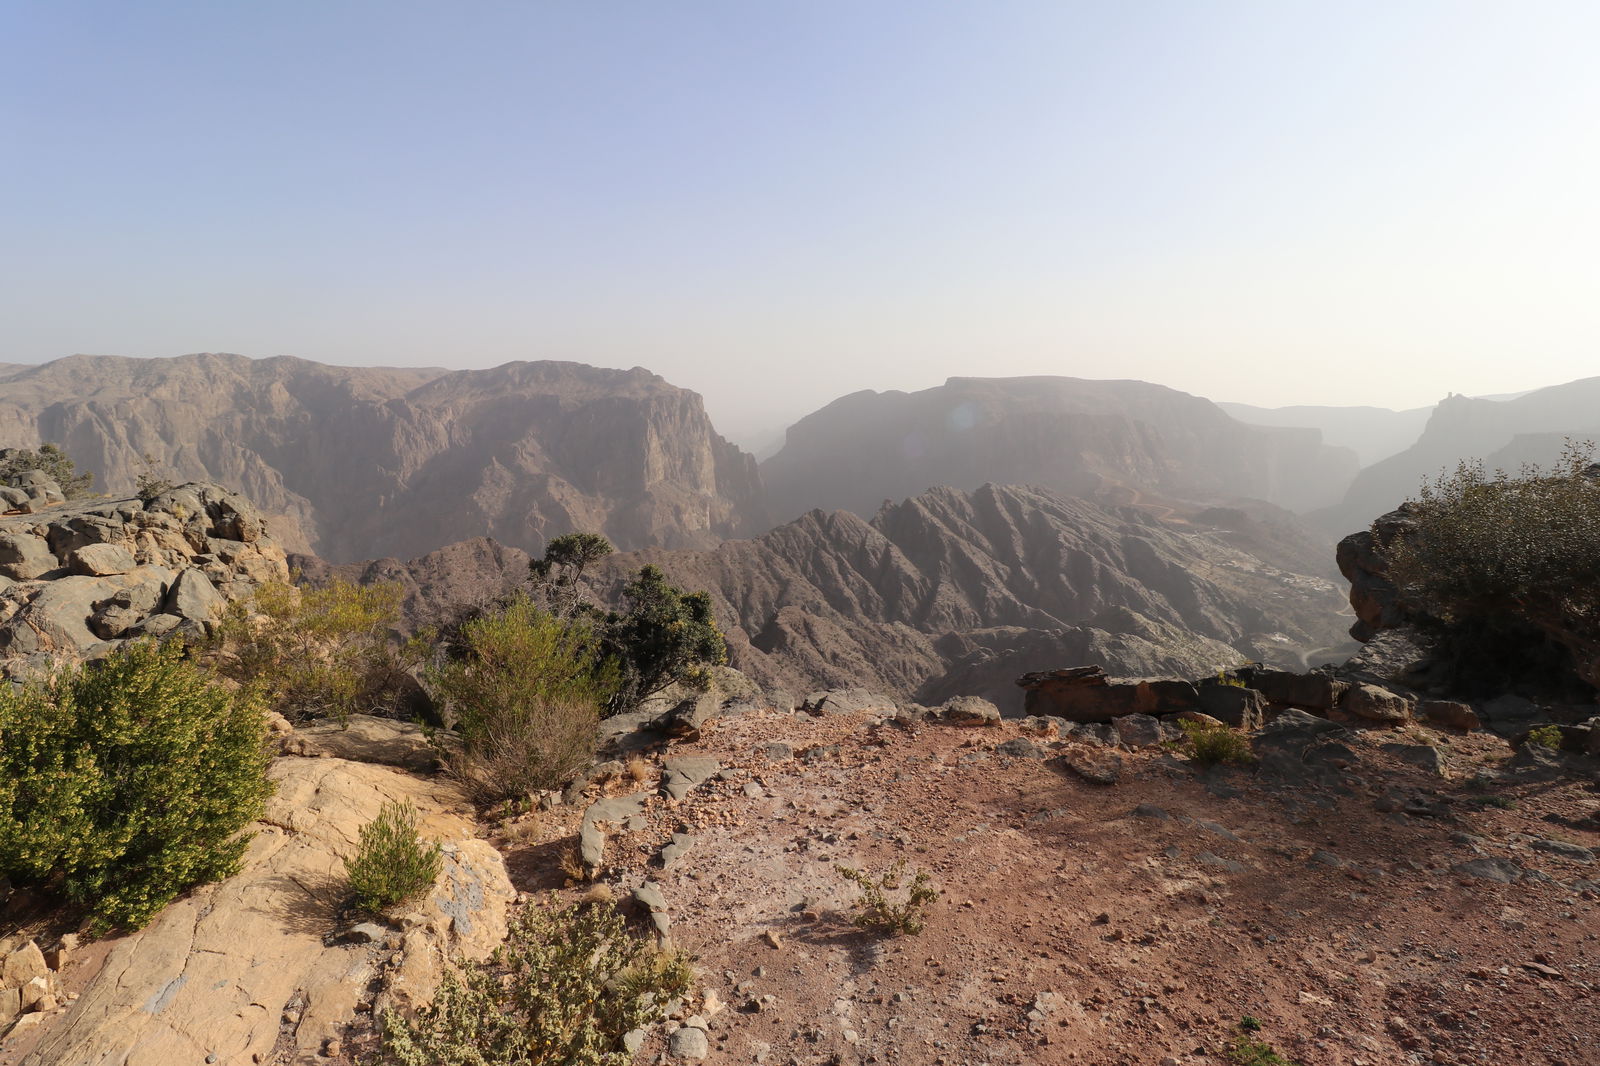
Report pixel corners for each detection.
[22,756,514,1066]
[1336,505,1422,641]
[762,376,1360,522]
[1016,667,1198,722]
[0,481,288,675]
[0,353,764,561]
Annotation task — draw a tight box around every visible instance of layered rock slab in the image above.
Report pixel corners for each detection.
[23,757,513,1066]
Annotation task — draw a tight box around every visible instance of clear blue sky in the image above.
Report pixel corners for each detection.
[4,1,1598,446]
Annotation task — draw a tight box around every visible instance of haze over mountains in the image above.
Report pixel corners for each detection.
[5,350,1598,696]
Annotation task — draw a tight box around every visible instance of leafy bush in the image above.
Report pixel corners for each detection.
[429,594,620,801]
[1388,444,1600,687]
[835,860,939,936]
[134,451,177,502]
[378,901,694,1066]
[0,442,95,499]
[347,800,443,915]
[607,564,728,709]
[206,578,425,723]
[1179,718,1256,767]
[1526,723,1564,750]
[0,640,272,932]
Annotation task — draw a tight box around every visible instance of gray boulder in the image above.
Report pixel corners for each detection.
[68,543,137,577]
[1345,683,1411,724]
[163,568,225,623]
[935,695,1001,727]
[1196,683,1267,729]
[0,533,58,580]
[1112,713,1163,749]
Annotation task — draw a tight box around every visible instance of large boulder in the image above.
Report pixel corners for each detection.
[0,533,56,581]
[1344,683,1412,724]
[23,757,514,1066]
[1195,682,1268,729]
[1238,667,1347,712]
[1016,666,1198,723]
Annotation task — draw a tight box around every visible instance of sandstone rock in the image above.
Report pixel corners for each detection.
[995,737,1042,759]
[1421,700,1481,732]
[24,757,513,1066]
[1452,858,1524,884]
[68,542,137,577]
[1195,683,1267,729]
[1055,749,1123,786]
[1345,683,1411,724]
[1,940,49,988]
[163,567,225,623]
[669,1024,710,1059]
[1112,713,1163,749]
[802,688,898,716]
[935,695,1001,727]
[661,757,722,802]
[1238,668,1347,711]
[1381,743,1446,776]
[292,715,440,772]
[580,793,650,869]
[1017,667,1199,723]
[0,533,56,581]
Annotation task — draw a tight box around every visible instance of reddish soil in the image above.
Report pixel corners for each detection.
[513,708,1600,1066]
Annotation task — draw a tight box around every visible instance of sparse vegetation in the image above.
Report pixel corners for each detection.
[205,578,425,723]
[428,593,620,801]
[1468,794,1516,809]
[0,442,95,499]
[1388,442,1600,687]
[1179,717,1256,767]
[346,800,443,915]
[1223,1019,1301,1066]
[1526,723,1563,750]
[0,640,273,933]
[377,901,694,1066]
[134,451,176,502]
[835,860,939,936]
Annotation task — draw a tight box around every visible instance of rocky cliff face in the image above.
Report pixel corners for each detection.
[0,353,765,561]
[762,376,1360,523]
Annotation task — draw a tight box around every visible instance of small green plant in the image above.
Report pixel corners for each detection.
[1179,718,1256,767]
[1223,1016,1301,1065]
[1467,794,1516,809]
[1215,670,1249,688]
[0,640,273,933]
[1526,724,1563,750]
[378,901,694,1066]
[835,860,939,936]
[346,800,443,915]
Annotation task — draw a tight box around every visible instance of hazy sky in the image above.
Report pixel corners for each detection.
[4,2,1599,447]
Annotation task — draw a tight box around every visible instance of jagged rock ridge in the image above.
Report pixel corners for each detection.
[0,353,764,562]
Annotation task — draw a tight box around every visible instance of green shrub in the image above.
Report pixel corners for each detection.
[378,901,694,1066]
[428,594,620,801]
[1526,723,1564,750]
[0,640,273,932]
[347,800,443,915]
[1179,718,1256,767]
[206,578,424,723]
[835,860,939,936]
[1388,443,1600,687]
[607,564,728,709]
[0,442,95,499]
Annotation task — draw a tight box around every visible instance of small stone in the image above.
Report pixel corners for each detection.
[669,1025,710,1059]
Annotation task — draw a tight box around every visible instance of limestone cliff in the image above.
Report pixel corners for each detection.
[0,353,765,561]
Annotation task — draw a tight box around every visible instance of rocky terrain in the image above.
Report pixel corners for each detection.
[762,377,1360,522]
[0,477,288,677]
[0,353,764,561]
[302,483,1353,705]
